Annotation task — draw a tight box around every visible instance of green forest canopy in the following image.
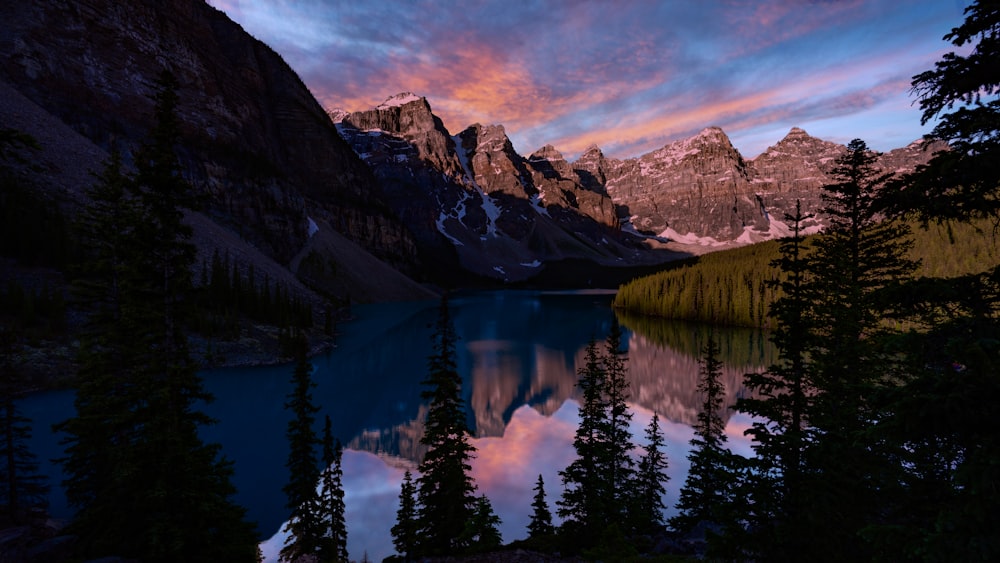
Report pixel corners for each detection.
[614,218,1000,328]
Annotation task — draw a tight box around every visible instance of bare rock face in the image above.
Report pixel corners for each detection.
[603,127,756,242]
[602,126,944,246]
[0,0,422,292]
[333,94,664,283]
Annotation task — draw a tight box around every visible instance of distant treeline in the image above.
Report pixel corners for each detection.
[614,219,1000,327]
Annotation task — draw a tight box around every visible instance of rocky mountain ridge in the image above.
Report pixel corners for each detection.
[337,94,945,256]
[331,94,681,283]
[0,0,433,306]
[1,0,947,305]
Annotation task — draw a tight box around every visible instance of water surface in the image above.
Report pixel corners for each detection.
[23,290,772,561]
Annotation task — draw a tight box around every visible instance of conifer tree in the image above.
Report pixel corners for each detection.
[558,321,638,548]
[802,139,917,561]
[391,470,418,561]
[527,474,554,540]
[871,4,1000,558]
[415,296,478,555]
[670,336,733,538]
[317,415,348,563]
[891,0,1000,222]
[58,71,258,562]
[0,330,48,524]
[463,495,502,552]
[281,332,323,562]
[557,339,610,545]
[601,320,635,522]
[736,201,818,560]
[632,414,669,536]
[57,148,145,554]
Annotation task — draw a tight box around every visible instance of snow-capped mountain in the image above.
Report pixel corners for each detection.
[332,94,676,283]
[334,94,944,266]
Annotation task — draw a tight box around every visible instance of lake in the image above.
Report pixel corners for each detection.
[21,289,773,561]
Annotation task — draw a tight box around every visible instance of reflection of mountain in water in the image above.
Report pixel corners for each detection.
[348,293,775,461]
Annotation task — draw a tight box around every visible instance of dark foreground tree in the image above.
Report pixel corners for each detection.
[601,320,635,522]
[869,3,1000,559]
[631,414,669,536]
[558,321,638,548]
[557,339,609,545]
[527,474,554,540]
[281,332,322,562]
[803,139,917,561]
[57,70,258,562]
[463,495,502,552]
[670,336,733,538]
[391,471,418,561]
[317,415,348,563]
[0,331,48,524]
[415,296,478,555]
[735,201,818,560]
[892,0,1000,222]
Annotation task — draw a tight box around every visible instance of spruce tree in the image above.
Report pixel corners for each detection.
[735,201,818,560]
[391,470,419,561]
[802,139,917,561]
[57,147,150,556]
[58,71,258,562]
[415,296,478,555]
[317,415,348,563]
[871,4,1000,558]
[601,319,635,523]
[670,336,733,538]
[281,332,323,562]
[527,474,554,540]
[558,321,638,548]
[0,330,48,524]
[632,414,669,536]
[557,339,610,546]
[462,495,502,552]
[892,0,1000,222]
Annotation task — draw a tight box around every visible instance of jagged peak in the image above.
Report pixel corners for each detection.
[529,144,565,162]
[326,107,349,123]
[376,92,425,109]
[776,127,822,145]
[699,125,726,136]
[680,126,734,149]
[580,144,603,157]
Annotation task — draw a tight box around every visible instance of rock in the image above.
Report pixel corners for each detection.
[0,0,424,298]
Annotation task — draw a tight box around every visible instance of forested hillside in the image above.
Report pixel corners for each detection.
[614,218,1000,327]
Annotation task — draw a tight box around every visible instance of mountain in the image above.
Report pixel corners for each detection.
[601,126,946,246]
[0,0,947,305]
[0,0,432,304]
[331,94,683,283]
[332,93,944,262]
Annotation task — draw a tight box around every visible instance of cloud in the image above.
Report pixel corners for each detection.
[209,0,966,161]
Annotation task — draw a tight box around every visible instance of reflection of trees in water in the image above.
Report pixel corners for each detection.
[615,310,777,370]
[618,311,776,426]
[351,314,774,461]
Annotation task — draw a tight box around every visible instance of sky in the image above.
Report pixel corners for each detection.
[206,0,971,160]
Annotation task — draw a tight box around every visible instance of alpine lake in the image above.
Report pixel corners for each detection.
[22,289,775,561]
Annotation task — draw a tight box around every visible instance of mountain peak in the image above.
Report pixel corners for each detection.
[780,127,816,142]
[376,92,425,109]
[529,144,566,162]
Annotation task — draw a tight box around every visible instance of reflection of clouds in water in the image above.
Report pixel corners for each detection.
[261,451,408,563]
[471,403,578,541]
[262,399,759,560]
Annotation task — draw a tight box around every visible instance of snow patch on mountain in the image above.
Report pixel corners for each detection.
[451,134,501,238]
[377,92,422,109]
[660,227,728,247]
[307,216,318,237]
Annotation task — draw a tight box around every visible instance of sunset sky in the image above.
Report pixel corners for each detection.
[207,0,969,160]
